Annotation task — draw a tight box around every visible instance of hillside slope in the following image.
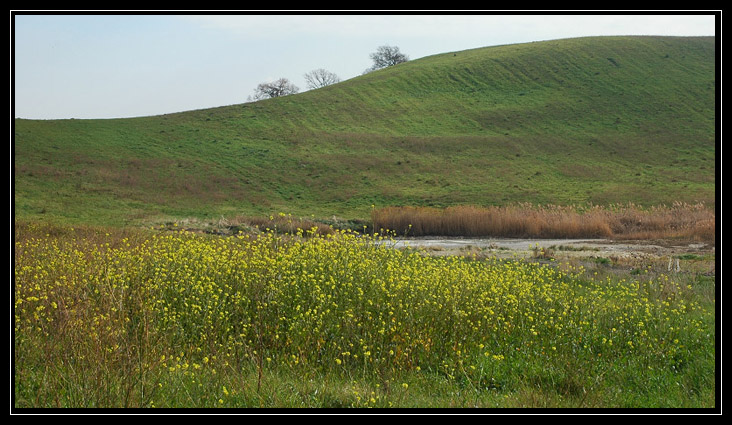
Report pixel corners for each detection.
[14,36,716,226]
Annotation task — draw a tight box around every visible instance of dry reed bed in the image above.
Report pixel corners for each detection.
[371,202,715,243]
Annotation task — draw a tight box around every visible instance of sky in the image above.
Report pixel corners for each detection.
[12,12,718,120]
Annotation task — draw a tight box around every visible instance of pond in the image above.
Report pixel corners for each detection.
[380,236,709,261]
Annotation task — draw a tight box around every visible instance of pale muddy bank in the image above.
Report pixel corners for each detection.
[383,236,714,262]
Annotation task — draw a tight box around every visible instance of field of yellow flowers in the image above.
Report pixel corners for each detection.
[13,222,715,409]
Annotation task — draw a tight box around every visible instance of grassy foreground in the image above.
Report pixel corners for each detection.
[14,222,716,409]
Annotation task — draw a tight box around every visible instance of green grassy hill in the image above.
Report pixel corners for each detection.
[14,36,716,227]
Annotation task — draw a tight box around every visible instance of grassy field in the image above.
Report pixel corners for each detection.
[14,36,716,228]
[12,35,718,410]
[13,222,716,409]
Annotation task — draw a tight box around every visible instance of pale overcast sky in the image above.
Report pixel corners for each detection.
[12,12,718,120]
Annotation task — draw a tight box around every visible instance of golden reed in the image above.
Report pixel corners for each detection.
[371,202,715,243]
